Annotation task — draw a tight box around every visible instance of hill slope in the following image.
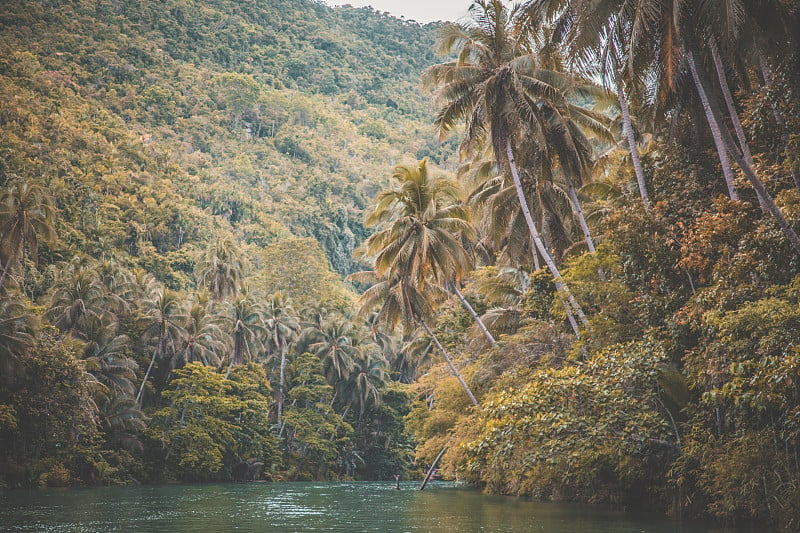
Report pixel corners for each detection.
[0,0,456,284]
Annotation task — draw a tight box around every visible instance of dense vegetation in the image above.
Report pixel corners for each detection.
[3,0,800,530]
[0,0,446,486]
[350,0,800,530]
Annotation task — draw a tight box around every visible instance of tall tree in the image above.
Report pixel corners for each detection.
[263,291,300,425]
[175,295,226,369]
[0,297,37,383]
[224,293,265,378]
[137,287,187,406]
[352,270,478,407]
[0,180,56,290]
[194,239,248,302]
[363,160,496,345]
[423,0,588,334]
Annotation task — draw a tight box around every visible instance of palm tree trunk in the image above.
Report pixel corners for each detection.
[137,340,161,405]
[710,41,754,170]
[616,78,651,208]
[710,40,764,207]
[684,52,739,201]
[449,281,495,346]
[505,138,588,334]
[420,444,448,491]
[687,50,800,256]
[0,257,12,291]
[564,175,596,253]
[419,318,478,407]
[277,343,288,424]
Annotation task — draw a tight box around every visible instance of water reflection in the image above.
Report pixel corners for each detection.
[0,481,738,532]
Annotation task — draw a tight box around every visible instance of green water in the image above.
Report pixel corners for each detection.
[0,482,733,532]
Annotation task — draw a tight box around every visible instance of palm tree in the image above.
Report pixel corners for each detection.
[0,180,57,290]
[423,0,588,333]
[194,238,248,301]
[175,295,226,369]
[521,0,658,207]
[263,291,300,424]
[535,0,800,254]
[309,314,357,385]
[80,313,137,399]
[362,160,496,345]
[137,287,187,405]
[352,270,479,406]
[339,351,388,421]
[0,297,37,383]
[474,266,531,337]
[224,293,265,378]
[45,264,126,338]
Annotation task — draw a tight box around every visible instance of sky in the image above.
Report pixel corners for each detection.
[322,0,472,23]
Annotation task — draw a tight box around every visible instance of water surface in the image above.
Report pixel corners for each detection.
[0,481,734,532]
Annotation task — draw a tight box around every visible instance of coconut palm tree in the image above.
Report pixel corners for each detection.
[423,0,588,333]
[362,160,496,345]
[531,0,800,254]
[0,180,56,290]
[352,270,478,406]
[263,291,300,424]
[175,295,226,369]
[309,314,357,385]
[80,313,136,396]
[339,351,388,421]
[0,297,37,383]
[194,238,248,301]
[45,264,127,338]
[474,266,531,338]
[224,293,265,378]
[137,287,187,405]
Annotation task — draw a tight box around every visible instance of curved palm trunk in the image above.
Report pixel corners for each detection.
[710,40,766,208]
[419,318,478,407]
[277,342,288,424]
[449,282,495,346]
[710,41,754,170]
[420,444,449,491]
[687,50,800,256]
[0,258,12,291]
[225,331,244,379]
[137,338,162,406]
[505,139,588,335]
[685,50,739,201]
[564,175,596,253]
[616,79,651,208]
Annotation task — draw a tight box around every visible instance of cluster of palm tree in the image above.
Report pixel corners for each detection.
[518,0,800,251]
[355,0,798,406]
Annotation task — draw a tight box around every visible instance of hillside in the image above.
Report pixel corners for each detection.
[0,0,454,487]
[0,0,456,283]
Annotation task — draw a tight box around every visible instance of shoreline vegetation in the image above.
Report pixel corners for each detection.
[1,0,799,530]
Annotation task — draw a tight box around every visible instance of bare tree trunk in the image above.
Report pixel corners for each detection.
[420,318,478,407]
[420,445,449,491]
[449,282,495,346]
[685,51,739,201]
[687,50,800,256]
[137,340,161,406]
[0,257,12,291]
[505,139,588,334]
[616,78,651,208]
[277,342,288,425]
[710,40,764,207]
[565,175,596,253]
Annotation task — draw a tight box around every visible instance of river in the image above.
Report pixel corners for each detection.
[0,481,738,532]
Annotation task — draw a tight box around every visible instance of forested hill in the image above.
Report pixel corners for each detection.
[0,0,454,286]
